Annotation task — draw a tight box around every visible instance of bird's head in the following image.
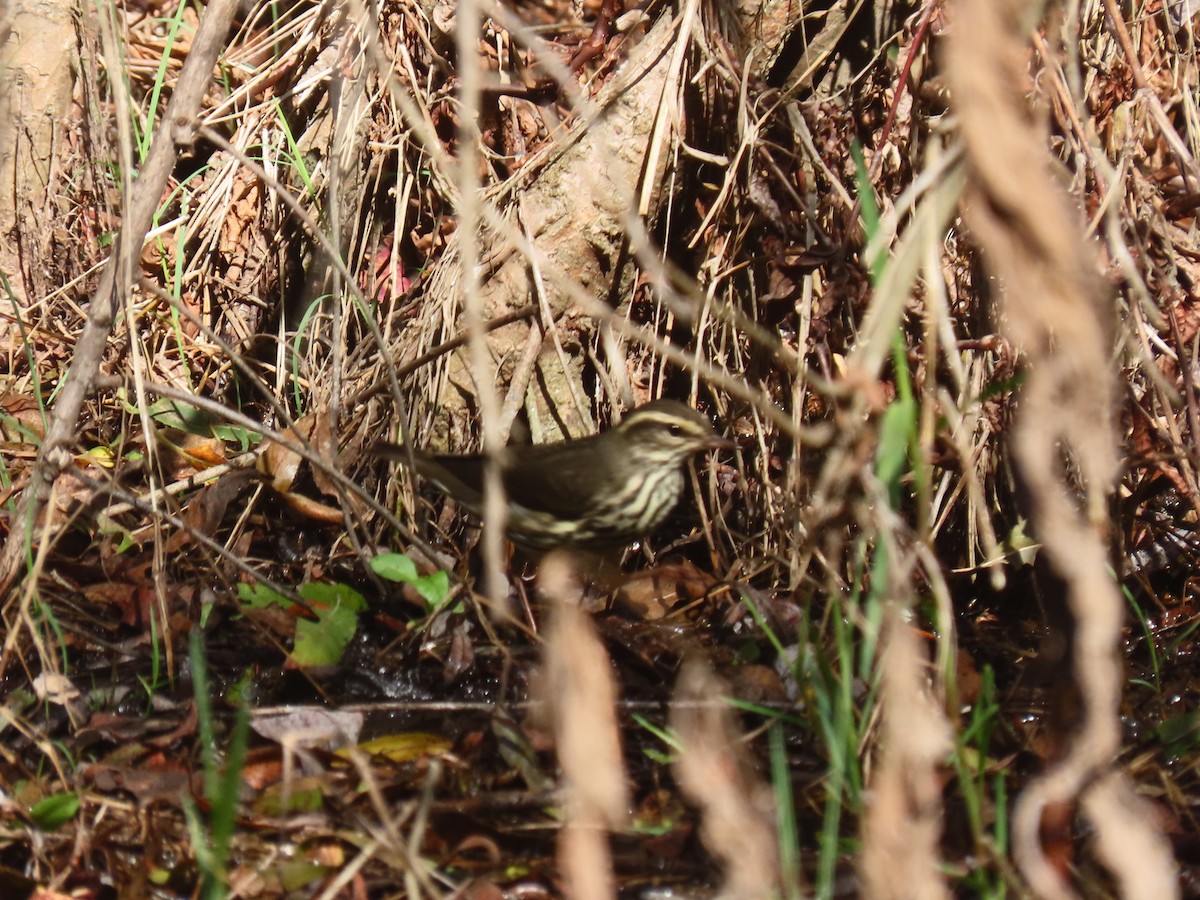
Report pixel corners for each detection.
[614,400,734,466]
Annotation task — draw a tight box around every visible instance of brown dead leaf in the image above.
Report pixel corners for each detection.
[725,664,788,705]
[955,647,983,708]
[81,580,138,612]
[167,432,228,473]
[164,469,255,555]
[258,421,310,493]
[308,412,339,498]
[239,751,285,792]
[258,415,359,522]
[86,755,191,806]
[612,561,718,620]
[309,842,346,867]
[0,392,45,441]
[363,244,414,304]
[632,789,693,861]
[240,604,300,641]
[445,622,476,683]
[449,878,506,900]
[280,491,346,524]
[44,456,110,529]
[1172,299,1200,348]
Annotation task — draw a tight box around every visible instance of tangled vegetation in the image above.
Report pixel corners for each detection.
[1,0,1198,896]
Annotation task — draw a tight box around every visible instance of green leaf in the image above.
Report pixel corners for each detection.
[116,389,262,448]
[237,582,290,610]
[301,581,366,613]
[289,582,366,667]
[211,423,260,450]
[412,571,450,609]
[370,552,418,583]
[369,556,451,614]
[146,397,212,432]
[277,861,329,891]
[29,792,80,830]
[254,782,325,817]
[1156,712,1200,759]
[371,553,450,611]
[95,514,139,554]
[876,395,915,491]
[850,140,884,283]
[237,581,367,666]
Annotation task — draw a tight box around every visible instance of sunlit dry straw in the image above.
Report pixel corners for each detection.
[671,657,779,900]
[944,0,1178,895]
[538,551,630,900]
[859,609,952,900]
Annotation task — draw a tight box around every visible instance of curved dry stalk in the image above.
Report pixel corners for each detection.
[945,0,1178,895]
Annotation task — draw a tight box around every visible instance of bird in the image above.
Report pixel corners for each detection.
[371,400,733,550]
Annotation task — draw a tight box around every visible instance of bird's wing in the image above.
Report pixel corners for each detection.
[379,434,619,521]
[501,435,617,519]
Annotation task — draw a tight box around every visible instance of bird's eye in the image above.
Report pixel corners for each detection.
[668,424,683,437]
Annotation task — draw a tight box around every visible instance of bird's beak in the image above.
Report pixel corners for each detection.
[706,435,737,451]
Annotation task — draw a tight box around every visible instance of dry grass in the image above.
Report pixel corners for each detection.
[1,0,1199,895]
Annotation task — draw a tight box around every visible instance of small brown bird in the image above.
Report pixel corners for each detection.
[372,400,733,550]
